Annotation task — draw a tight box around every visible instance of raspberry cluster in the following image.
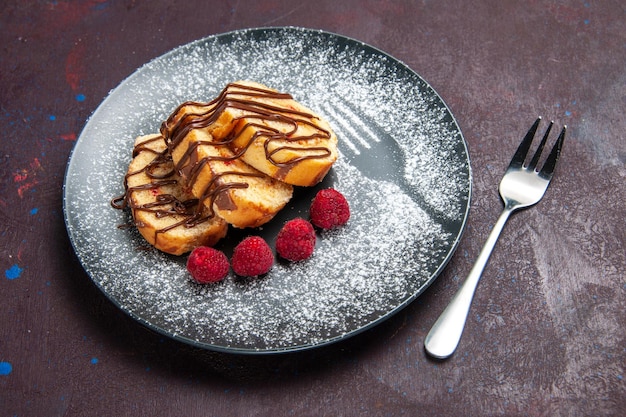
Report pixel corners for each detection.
[186,188,350,282]
[186,237,274,282]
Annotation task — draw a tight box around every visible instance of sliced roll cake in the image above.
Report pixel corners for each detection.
[113,134,228,255]
[161,80,338,187]
[170,128,293,229]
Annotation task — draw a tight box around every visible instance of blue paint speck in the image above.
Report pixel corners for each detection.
[76,93,86,102]
[93,1,109,11]
[0,361,12,375]
[584,19,590,25]
[5,264,23,280]
[30,208,38,215]
[90,357,99,364]
[49,115,56,121]
[565,110,572,117]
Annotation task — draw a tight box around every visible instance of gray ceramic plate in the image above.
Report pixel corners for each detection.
[63,27,471,354]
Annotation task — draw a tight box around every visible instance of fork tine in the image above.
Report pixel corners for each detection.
[539,125,566,179]
[509,117,542,169]
[527,121,553,171]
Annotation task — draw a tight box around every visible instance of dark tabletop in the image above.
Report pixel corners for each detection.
[1,1,624,416]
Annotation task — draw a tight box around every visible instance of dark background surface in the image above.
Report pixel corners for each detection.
[1,1,624,416]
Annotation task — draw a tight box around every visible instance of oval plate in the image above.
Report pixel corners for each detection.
[63,27,471,354]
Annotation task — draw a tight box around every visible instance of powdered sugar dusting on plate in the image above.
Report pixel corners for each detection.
[64,27,470,353]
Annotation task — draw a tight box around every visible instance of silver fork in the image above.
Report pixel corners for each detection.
[424,117,566,359]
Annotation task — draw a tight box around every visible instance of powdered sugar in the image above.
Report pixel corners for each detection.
[64,27,470,353]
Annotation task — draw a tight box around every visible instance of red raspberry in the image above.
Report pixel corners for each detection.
[276,218,316,261]
[186,247,230,284]
[310,188,350,229]
[231,236,274,277]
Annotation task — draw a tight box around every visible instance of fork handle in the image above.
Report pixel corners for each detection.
[424,206,514,359]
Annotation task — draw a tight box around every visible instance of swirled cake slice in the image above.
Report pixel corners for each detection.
[115,134,227,255]
[170,128,293,229]
[161,81,338,186]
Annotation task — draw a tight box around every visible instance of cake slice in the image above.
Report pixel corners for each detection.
[170,128,293,229]
[161,80,338,186]
[116,134,228,255]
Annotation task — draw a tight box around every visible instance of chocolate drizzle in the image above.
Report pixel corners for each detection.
[160,82,333,170]
[110,135,213,239]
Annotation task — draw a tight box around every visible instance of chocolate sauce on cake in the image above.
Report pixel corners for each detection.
[113,82,333,237]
